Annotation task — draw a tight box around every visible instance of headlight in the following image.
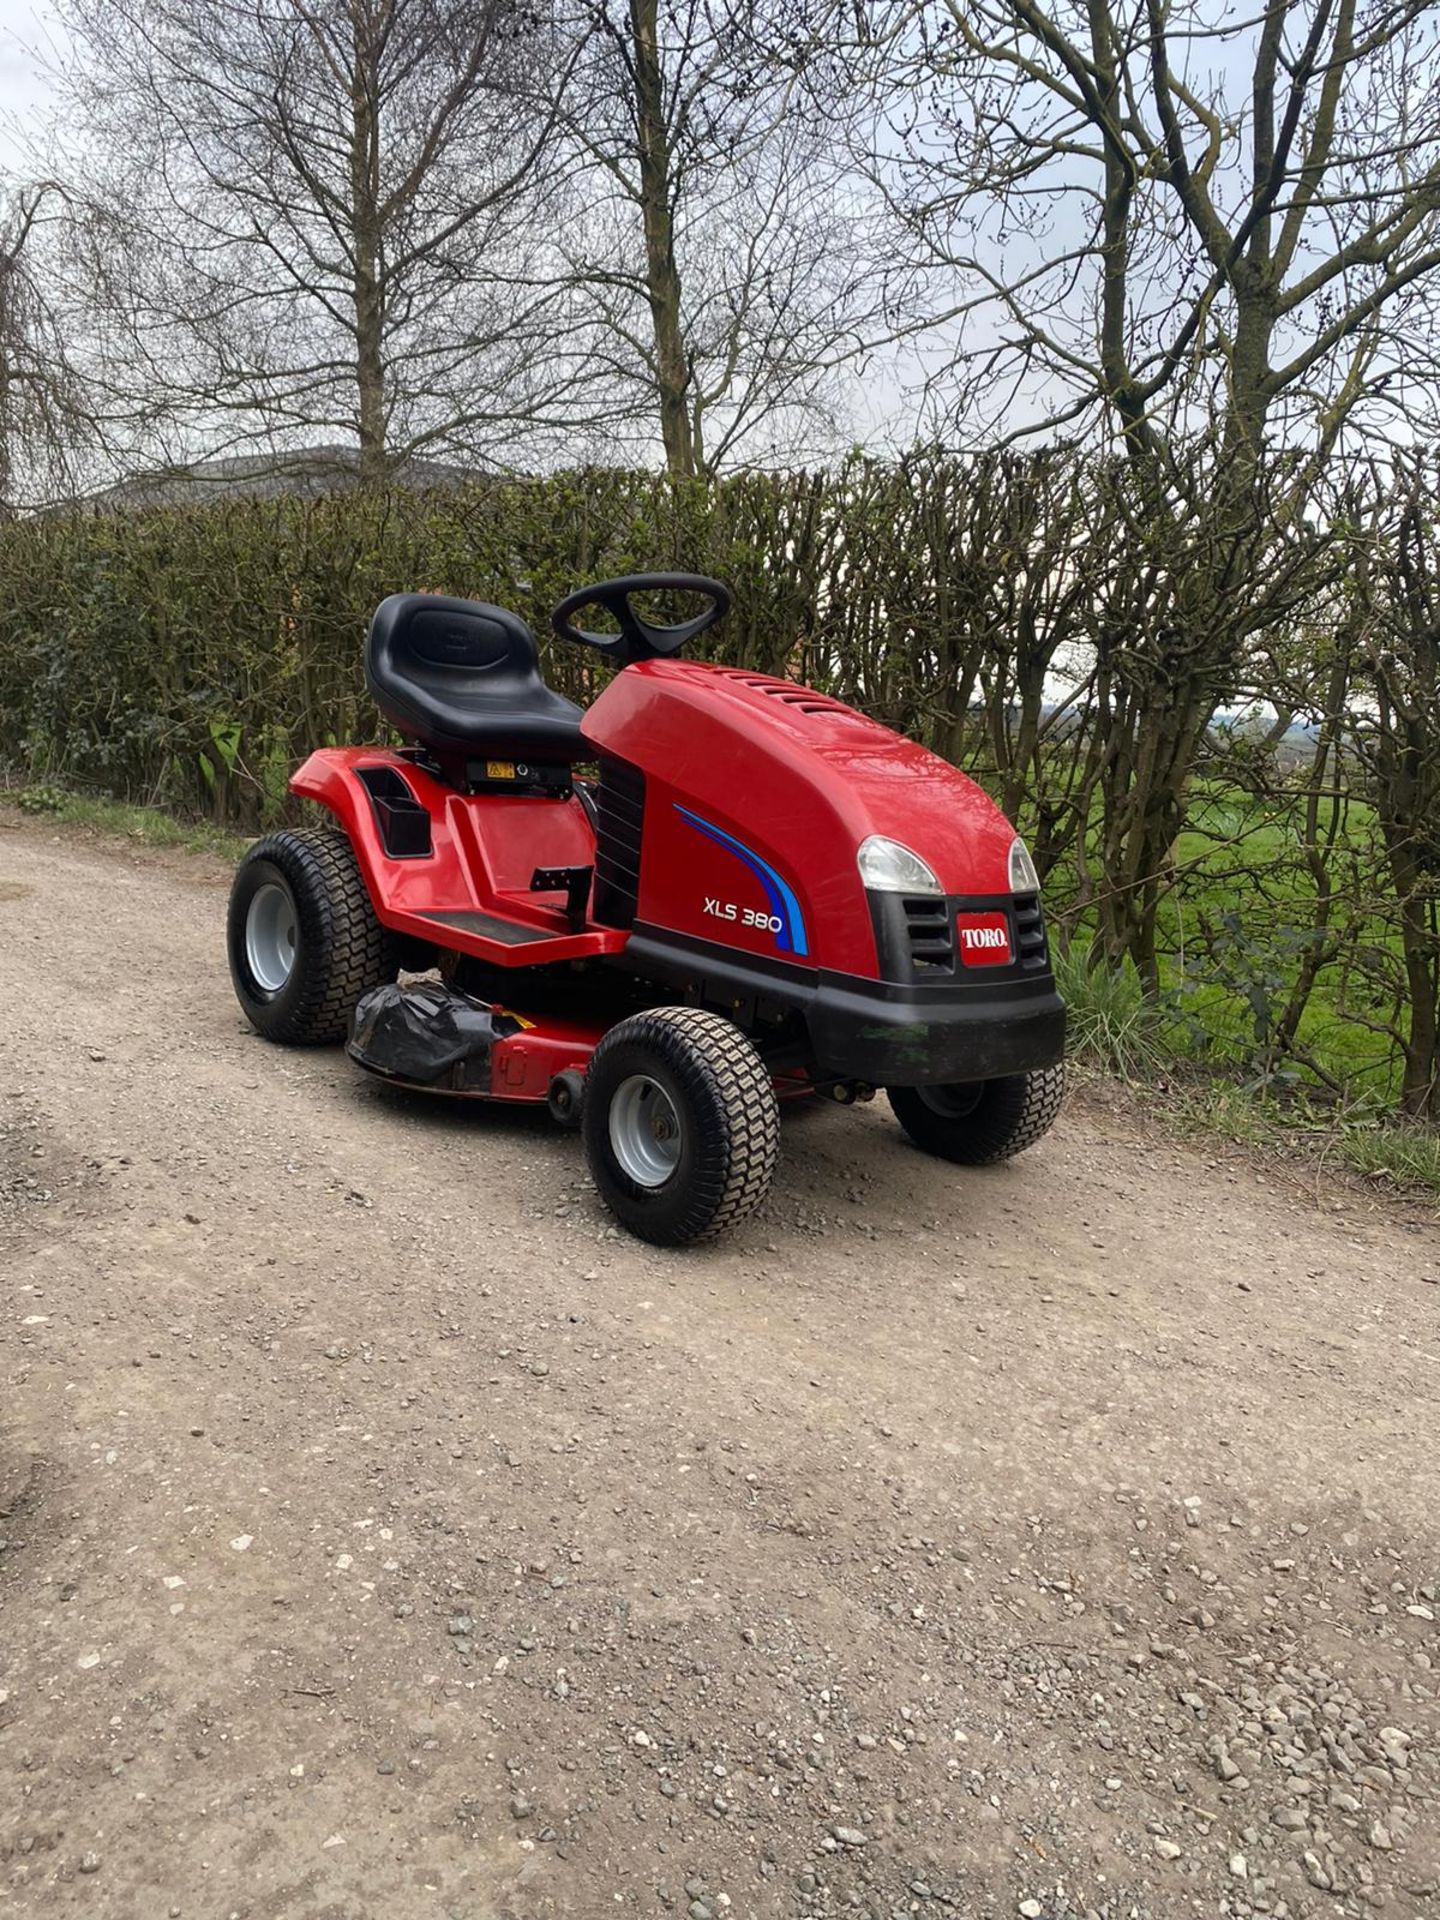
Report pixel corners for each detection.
[857,835,941,895]
[1009,837,1041,893]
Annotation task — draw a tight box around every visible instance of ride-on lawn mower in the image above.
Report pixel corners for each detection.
[227,575,1066,1245]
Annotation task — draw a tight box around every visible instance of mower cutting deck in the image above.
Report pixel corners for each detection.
[227,573,1066,1245]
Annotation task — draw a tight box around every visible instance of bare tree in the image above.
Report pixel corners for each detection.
[53,0,593,483]
[1346,461,1440,1119]
[853,0,1440,470]
[0,180,93,510]
[831,1,1440,980]
[548,0,885,476]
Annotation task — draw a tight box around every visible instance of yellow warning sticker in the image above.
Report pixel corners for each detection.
[486,760,516,779]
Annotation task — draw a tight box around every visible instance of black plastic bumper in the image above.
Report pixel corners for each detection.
[806,973,1065,1085]
[620,926,1066,1086]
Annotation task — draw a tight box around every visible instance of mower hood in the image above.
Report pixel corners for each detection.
[584,660,1016,886]
[581,660,1031,983]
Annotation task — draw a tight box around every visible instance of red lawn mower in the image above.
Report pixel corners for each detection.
[226,575,1066,1244]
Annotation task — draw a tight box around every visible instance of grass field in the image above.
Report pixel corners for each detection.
[1051,774,1438,1195]
[3,780,251,858]
[1032,773,1406,1103]
[1159,778,1402,1097]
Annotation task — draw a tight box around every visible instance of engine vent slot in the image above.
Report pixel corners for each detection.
[1013,893,1048,969]
[758,685,850,716]
[718,669,851,718]
[903,895,954,970]
[591,758,646,928]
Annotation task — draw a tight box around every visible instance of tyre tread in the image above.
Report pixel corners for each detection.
[989,1063,1066,1161]
[584,1005,780,1244]
[643,1006,781,1239]
[889,1063,1065,1165]
[231,825,396,1044]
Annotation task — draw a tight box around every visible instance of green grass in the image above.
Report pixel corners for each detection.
[1052,887,1436,1198]
[1034,773,1406,1104]
[1053,944,1171,1080]
[1168,1080,1290,1148]
[1149,1071,1440,1202]
[3,781,248,859]
[1339,1123,1440,1196]
[1159,777,1397,1092]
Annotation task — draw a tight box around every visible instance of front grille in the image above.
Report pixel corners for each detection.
[592,758,645,928]
[871,891,1055,984]
[903,895,954,970]
[1013,893,1048,969]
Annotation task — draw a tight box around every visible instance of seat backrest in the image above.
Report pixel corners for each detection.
[363,592,586,774]
[365,593,541,718]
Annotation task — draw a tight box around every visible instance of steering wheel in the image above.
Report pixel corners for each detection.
[551,572,731,666]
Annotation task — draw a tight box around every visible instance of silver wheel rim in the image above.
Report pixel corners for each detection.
[918,1083,984,1120]
[245,881,299,993]
[609,1074,683,1188]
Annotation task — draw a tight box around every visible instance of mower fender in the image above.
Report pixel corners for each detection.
[287,748,624,968]
[288,746,498,935]
[289,750,397,920]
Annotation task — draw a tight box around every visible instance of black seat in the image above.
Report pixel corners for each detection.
[364,593,586,766]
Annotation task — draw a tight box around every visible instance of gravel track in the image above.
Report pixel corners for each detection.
[1,809,1437,1920]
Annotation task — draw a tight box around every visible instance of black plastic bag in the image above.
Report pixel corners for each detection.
[348,976,519,1088]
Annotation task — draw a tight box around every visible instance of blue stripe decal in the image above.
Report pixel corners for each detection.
[674,804,809,958]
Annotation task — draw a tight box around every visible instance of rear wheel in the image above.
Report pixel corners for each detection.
[888,1065,1065,1165]
[582,1007,779,1246]
[228,826,399,1044]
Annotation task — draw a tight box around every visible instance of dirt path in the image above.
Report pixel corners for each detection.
[1,809,1437,1920]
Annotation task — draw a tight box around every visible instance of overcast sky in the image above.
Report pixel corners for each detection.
[0,4,56,165]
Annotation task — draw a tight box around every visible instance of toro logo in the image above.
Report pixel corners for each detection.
[955,911,1013,967]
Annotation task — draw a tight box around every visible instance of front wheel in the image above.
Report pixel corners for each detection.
[888,1065,1065,1165]
[228,825,399,1044]
[582,1007,779,1246]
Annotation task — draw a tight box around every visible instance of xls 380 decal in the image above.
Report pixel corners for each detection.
[703,898,784,934]
[674,804,809,957]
